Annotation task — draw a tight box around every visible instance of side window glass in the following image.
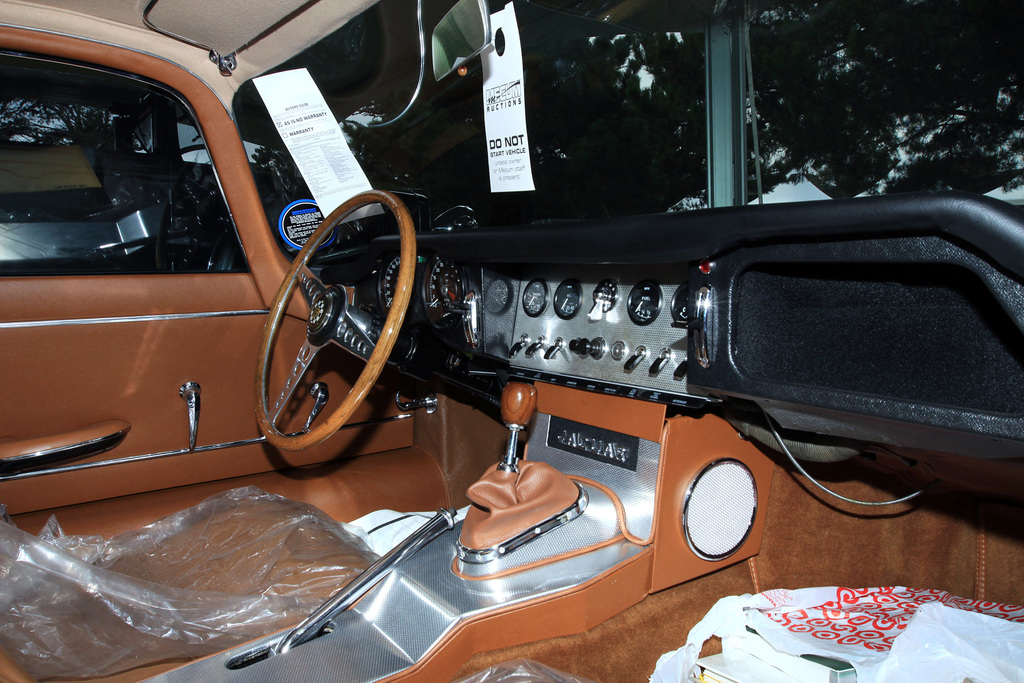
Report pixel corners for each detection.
[0,56,246,274]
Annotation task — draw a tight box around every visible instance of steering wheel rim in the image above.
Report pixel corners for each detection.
[255,190,416,451]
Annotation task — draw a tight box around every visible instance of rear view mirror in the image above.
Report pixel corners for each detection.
[432,0,492,80]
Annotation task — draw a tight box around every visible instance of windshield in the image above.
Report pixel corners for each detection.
[747,0,1024,204]
[234,0,1024,252]
[234,0,708,245]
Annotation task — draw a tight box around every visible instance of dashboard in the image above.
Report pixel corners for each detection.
[347,255,714,409]
[327,191,1024,466]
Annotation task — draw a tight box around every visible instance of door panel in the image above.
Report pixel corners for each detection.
[0,304,412,514]
[0,45,411,515]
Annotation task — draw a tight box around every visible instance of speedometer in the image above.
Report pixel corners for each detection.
[377,253,402,313]
[422,255,463,329]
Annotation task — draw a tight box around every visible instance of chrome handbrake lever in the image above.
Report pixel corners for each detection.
[272,507,456,656]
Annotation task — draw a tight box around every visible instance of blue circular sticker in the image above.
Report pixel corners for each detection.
[278,199,334,251]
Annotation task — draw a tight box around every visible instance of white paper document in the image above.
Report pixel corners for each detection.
[253,68,371,217]
[481,4,535,193]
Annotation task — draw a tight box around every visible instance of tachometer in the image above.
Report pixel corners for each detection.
[422,255,463,329]
[627,280,662,326]
[522,278,549,317]
[377,253,402,313]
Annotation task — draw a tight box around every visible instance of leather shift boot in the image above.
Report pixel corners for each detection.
[459,461,580,550]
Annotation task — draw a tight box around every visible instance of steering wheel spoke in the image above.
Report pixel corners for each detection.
[297,265,326,307]
[255,190,417,451]
[270,340,322,425]
[331,302,377,358]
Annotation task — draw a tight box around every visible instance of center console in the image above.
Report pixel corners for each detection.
[148,386,773,683]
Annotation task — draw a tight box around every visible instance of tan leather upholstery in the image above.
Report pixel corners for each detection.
[459,461,580,550]
[0,644,35,683]
[12,447,446,537]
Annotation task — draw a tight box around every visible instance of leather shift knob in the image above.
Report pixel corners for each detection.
[502,382,537,428]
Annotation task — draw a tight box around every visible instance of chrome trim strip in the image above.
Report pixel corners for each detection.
[0,310,268,330]
[0,414,411,482]
[0,427,130,476]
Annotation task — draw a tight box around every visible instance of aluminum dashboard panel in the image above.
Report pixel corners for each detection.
[527,413,660,542]
[508,265,709,407]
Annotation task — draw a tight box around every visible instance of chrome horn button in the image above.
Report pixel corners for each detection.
[308,292,332,333]
[306,288,345,346]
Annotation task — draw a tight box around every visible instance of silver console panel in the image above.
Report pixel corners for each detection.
[150,525,644,683]
[148,418,659,683]
[527,413,660,541]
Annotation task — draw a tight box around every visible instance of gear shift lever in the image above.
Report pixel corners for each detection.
[458,382,587,563]
[498,382,538,472]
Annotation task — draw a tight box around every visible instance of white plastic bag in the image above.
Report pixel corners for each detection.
[874,603,1024,683]
[652,586,1024,683]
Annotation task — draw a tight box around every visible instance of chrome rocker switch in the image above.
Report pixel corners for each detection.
[509,334,531,358]
[525,336,547,358]
[543,338,564,360]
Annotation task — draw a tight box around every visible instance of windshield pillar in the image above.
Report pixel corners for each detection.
[704,11,748,208]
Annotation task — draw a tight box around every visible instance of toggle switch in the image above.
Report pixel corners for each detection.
[624,345,647,372]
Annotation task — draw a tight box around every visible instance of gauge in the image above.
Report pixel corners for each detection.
[553,279,583,319]
[670,283,690,324]
[587,279,618,321]
[377,253,402,313]
[422,255,463,329]
[627,280,663,326]
[522,278,548,317]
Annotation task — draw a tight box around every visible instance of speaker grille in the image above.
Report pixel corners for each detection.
[684,459,757,560]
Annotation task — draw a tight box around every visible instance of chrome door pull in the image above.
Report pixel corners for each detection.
[179,382,201,452]
[395,392,437,414]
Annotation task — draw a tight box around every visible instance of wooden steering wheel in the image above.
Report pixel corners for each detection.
[256,190,416,451]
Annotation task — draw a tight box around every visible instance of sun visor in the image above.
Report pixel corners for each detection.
[145,0,315,55]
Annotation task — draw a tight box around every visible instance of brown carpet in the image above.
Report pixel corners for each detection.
[457,456,1024,682]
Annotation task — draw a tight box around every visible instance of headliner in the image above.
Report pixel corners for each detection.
[0,0,378,105]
